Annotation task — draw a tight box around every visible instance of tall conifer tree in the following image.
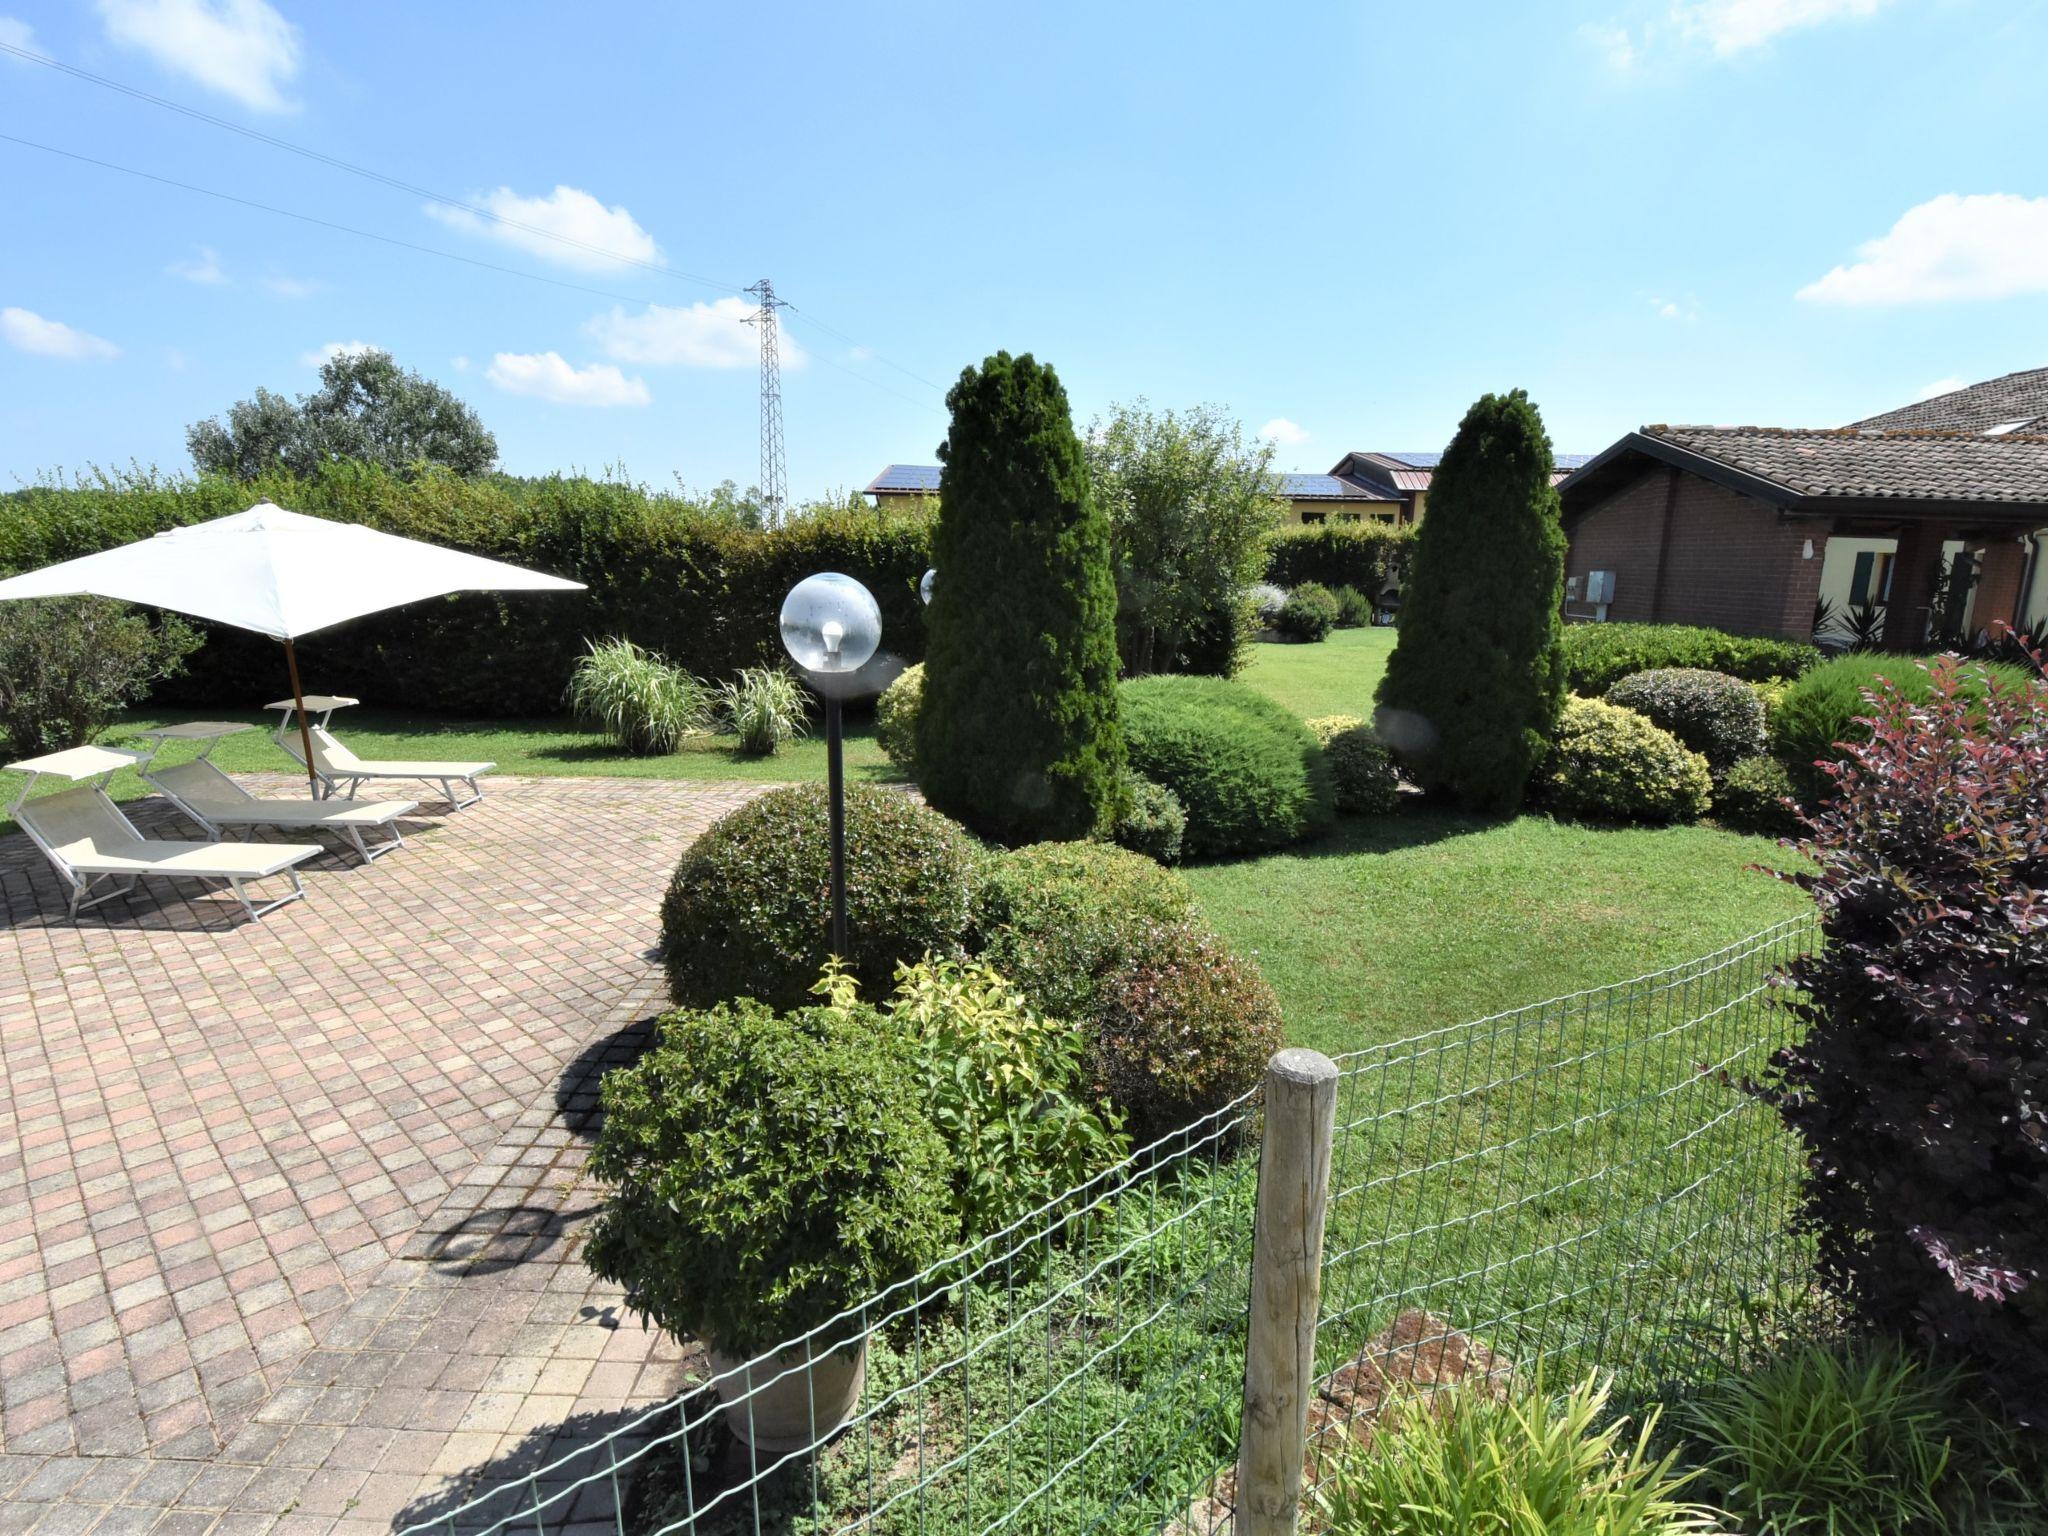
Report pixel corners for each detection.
[917,352,1124,844]
[1375,389,1566,813]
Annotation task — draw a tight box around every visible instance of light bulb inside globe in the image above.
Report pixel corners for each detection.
[779,572,882,676]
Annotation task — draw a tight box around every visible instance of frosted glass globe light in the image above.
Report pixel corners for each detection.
[780,572,881,674]
[919,568,936,606]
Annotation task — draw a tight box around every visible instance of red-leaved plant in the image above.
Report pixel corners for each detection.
[1760,649,2047,1422]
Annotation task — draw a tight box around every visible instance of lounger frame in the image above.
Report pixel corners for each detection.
[270,699,489,810]
[138,728,411,865]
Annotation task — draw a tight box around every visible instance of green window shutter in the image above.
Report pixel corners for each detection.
[1849,550,1874,605]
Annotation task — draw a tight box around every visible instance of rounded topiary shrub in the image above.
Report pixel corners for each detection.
[1772,653,2033,792]
[583,996,954,1355]
[1094,920,1285,1144]
[1105,770,1186,865]
[874,661,923,775]
[1717,755,1801,837]
[1537,697,1712,823]
[1604,667,1766,776]
[1331,585,1373,629]
[1275,581,1340,642]
[660,784,980,1011]
[1120,675,1336,856]
[977,840,1201,1025]
[1307,714,1401,815]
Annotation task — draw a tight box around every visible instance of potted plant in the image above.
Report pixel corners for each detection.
[583,996,954,1456]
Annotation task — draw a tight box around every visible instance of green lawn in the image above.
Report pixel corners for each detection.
[19,633,1806,1060]
[1236,626,1393,719]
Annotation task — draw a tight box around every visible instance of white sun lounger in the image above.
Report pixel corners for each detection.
[6,745,321,923]
[268,695,494,810]
[138,723,418,865]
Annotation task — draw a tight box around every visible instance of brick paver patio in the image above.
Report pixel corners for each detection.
[0,775,767,1532]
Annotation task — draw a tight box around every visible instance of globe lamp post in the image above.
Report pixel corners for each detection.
[779,572,882,959]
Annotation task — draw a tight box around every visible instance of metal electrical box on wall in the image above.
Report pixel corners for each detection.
[1585,570,1616,605]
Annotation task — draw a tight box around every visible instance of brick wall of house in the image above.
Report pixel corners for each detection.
[1563,467,1826,639]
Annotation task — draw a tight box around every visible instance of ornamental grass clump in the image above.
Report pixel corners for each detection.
[1674,1340,2044,1536]
[1759,654,2048,1423]
[564,636,709,754]
[1318,1373,1716,1536]
[716,664,810,756]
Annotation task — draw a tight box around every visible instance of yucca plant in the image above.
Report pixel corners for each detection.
[717,665,810,756]
[565,637,709,754]
[1674,1340,2042,1535]
[1318,1372,1717,1536]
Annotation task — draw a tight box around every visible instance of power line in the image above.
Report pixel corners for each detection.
[742,280,791,524]
[0,37,944,398]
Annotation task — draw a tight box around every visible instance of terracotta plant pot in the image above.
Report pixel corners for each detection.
[706,1334,869,1458]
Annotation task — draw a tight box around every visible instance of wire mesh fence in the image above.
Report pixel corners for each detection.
[1303,913,1818,1489]
[400,914,1817,1536]
[400,1093,1262,1536]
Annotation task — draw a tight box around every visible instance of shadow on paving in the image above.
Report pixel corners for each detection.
[556,1010,664,1138]
[391,1399,695,1535]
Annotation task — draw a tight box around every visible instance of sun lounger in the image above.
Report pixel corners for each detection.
[6,746,321,922]
[268,695,494,810]
[138,723,418,864]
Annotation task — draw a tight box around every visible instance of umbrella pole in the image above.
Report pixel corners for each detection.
[283,638,320,798]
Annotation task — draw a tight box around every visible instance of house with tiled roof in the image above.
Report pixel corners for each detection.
[865,445,1594,528]
[1558,370,2048,647]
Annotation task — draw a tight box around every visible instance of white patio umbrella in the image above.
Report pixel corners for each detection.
[0,501,585,791]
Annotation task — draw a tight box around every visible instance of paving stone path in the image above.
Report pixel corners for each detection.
[0,776,768,1533]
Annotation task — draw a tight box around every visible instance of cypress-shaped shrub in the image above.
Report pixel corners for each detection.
[1374,391,1567,813]
[1120,675,1335,856]
[916,353,1125,845]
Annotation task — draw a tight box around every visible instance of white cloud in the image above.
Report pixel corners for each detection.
[168,245,225,284]
[486,351,649,407]
[97,0,301,113]
[427,185,661,273]
[451,355,471,372]
[3,306,120,360]
[1580,21,1640,68]
[165,347,187,371]
[262,273,318,298]
[1258,417,1310,446]
[300,339,380,368]
[0,16,37,52]
[584,297,774,369]
[1798,193,2048,305]
[1588,0,1886,66]
[1650,294,1700,322]
[1673,0,1886,55]
[1915,376,1966,401]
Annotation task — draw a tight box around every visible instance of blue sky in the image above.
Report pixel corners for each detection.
[3,0,2046,498]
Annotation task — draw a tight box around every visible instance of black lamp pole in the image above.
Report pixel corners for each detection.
[825,693,846,959]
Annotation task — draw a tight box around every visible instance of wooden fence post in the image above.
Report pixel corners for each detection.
[1236,1047,1339,1536]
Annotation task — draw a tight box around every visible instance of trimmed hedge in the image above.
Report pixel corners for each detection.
[1604,667,1767,775]
[0,465,934,716]
[975,841,1201,1026]
[1120,675,1335,856]
[1716,755,1801,837]
[1307,714,1401,815]
[658,784,980,1011]
[1274,582,1340,642]
[1561,622,1820,696]
[1537,697,1712,823]
[1264,523,1413,593]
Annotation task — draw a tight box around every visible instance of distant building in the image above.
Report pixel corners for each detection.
[864,449,1592,528]
[1559,368,2048,646]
